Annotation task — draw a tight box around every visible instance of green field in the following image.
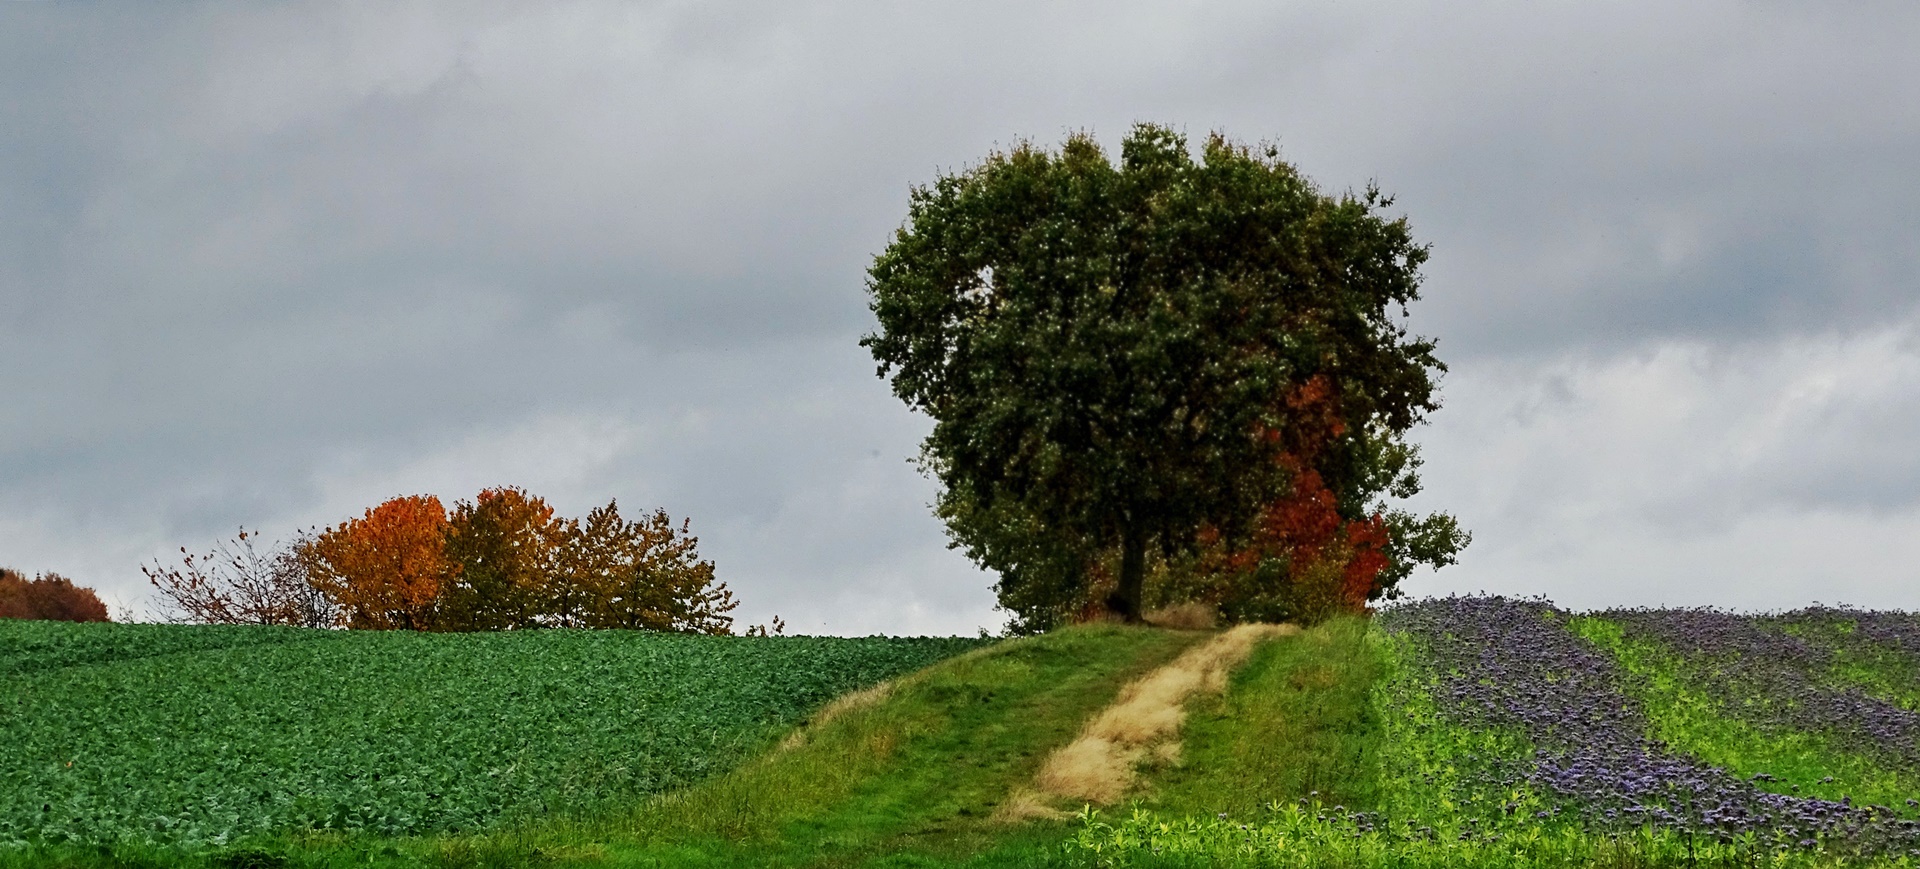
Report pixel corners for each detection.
[6,600,1920,867]
[0,621,984,850]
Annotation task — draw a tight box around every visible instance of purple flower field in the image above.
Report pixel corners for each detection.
[1607,607,1920,770]
[1796,609,1920,662]
[1779,606,1920,703]
[1381,596,1920,856]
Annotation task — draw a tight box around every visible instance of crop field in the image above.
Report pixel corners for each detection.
[0,621,986,849]
[1071,597,1920,867]
[7,600,1920,868]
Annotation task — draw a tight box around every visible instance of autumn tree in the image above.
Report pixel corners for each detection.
[555,500,737,633]
[438,487,566,632]
[143,528,334,627]
[0,568,111,622]
[1166,374,1453,625]
[864,124,1468,625]
[283,487,735,634]
[1185,463,1389,625]
[304,495,451,630]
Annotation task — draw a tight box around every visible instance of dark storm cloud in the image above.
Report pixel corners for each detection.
[3,1,1917,626]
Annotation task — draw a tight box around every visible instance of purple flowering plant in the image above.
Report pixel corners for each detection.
[1777,607,1920,712]
[1396,597,1920,857]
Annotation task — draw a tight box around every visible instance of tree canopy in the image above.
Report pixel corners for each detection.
[863,124,1467,627]
[146,488,736,634]
[1,568,110,622]
[307,495,451,631]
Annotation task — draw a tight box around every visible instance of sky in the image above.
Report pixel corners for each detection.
[3,1,1917,634]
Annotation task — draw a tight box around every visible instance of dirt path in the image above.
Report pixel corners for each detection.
[1000,623,1295,818]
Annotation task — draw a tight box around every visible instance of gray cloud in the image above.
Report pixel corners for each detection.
[3,0,1918,628]
[1402,320,1920,610]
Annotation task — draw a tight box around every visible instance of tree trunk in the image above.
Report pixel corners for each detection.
[1107,525,1147,623]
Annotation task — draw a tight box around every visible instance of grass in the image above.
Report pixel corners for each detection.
[1144,615,1384,817]
[567,623,1199,866]
[1020,623,1294,809]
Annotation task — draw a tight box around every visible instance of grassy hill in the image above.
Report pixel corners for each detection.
[6,600,1920,867]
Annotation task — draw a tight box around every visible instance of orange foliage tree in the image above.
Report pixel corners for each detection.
[0,568,110,622]
[303,495,452,630]
[555,500,737,634]
[200,487,740,634]
[438,487,567,632]
[1194,462,1391,625]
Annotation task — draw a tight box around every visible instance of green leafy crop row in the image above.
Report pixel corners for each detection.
[0,620,329,676]
[0,620,987,848]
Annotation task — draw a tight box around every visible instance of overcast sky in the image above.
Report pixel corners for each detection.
[4,1,1917,634]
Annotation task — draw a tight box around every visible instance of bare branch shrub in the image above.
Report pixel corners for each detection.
[143,528,335,627]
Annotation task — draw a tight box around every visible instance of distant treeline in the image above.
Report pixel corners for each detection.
[0,568,110,622]
[147,486,742,635]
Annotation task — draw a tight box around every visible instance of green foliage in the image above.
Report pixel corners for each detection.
[941,494,1092,635]
[1377,508,1470,597]
[0,619,325,676]
[1061,806,1895,868]
[0,620,986,848]
[863,123,1463,621]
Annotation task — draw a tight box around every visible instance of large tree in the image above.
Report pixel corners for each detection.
[863,124,1464,624]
